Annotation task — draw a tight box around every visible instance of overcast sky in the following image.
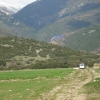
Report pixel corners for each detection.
[5,0,37,6]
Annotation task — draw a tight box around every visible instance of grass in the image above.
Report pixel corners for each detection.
[84,68,100,100]
[0,68,73,80]
[0,79,55,100]
[84,78,100,100]
[0,68,74,100]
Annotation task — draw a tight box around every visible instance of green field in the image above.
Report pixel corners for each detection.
[0,68,74,100]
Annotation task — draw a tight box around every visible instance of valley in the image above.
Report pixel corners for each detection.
[0,0,100,99]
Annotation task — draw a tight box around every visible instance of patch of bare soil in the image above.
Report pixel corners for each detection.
[38,68,95,100]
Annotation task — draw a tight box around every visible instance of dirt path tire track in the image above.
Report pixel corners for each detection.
[71,69,92,100]
[38,68,93,100]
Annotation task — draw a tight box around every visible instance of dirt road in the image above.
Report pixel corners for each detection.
[39,68,95,100]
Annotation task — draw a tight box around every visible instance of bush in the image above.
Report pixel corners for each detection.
[26,61,31,64]
[0,60,6,66]
[16,62,22,65]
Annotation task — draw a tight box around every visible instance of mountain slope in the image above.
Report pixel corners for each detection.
[0,27,12,37]
[34,0,100,40]
[14,0,68,30]
[65,24,100,53]
[0,0,23,14]
[0,10,36,38]
[14,0,100,39]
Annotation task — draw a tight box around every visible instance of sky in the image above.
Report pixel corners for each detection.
[4,0,37,6]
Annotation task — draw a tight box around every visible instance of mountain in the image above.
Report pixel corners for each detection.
[14,0,68,30]
[0,0,23,15]
[13,0,100,53]
[14,0,100,32]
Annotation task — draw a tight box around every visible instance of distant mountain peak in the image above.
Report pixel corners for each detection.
[0,0,23,14]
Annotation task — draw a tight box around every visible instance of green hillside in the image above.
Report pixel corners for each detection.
[65,24,100,53]
[0,36,100,70]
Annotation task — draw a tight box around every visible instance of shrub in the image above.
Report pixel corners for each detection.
[0,60,6,66]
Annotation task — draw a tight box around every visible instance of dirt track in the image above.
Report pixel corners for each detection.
[38,68,95,100]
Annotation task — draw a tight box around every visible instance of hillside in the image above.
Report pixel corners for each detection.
[0,36,100,70]
[13,0,100,53]
[35,0,100,41]
[14,0,67,30]
[14,0,100,37]
[0,11,36,38]
[14,0,100,31]
[65,24,100,53]
[0,27,12,37]
[0,0,99,55]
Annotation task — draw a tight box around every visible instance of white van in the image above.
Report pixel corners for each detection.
[79,63,85,69]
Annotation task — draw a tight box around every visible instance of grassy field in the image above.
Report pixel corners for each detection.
[0,68,74,100]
